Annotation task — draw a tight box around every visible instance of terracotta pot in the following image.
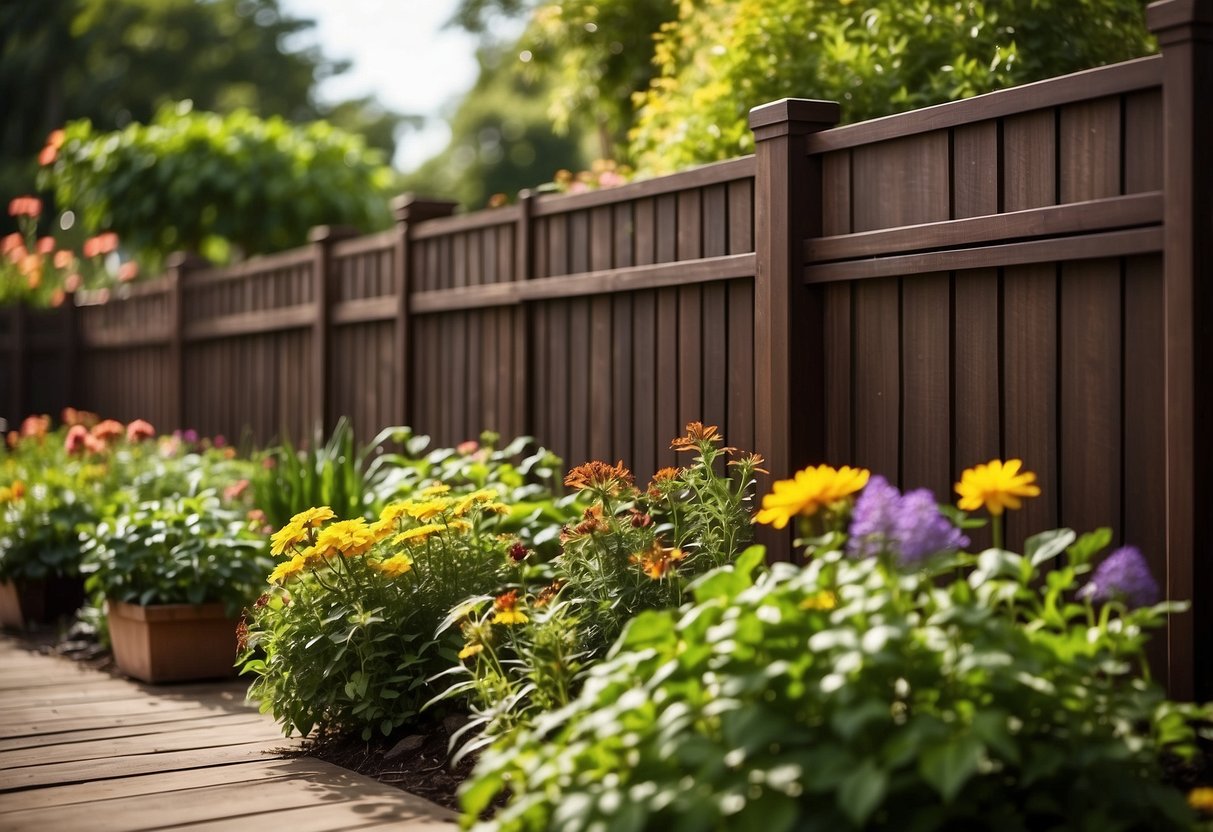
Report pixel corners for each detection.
[0,577,85,629]
[106,599,241,683]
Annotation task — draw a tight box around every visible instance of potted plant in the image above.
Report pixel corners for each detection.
[80,492,272,682]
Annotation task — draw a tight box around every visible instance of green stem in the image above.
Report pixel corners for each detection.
[991,513,1004,551]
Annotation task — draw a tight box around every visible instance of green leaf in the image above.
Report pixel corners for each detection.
[838,758,887,825]
[919,735,984,802]
[1024,528,1076,567]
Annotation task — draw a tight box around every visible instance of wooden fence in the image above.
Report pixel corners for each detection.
[6,0,1210,697]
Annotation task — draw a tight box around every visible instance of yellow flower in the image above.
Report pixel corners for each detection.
[420,483,451,497]
[445,518,473,534]
[268,555,308,585]
[392,524,444,546]
[289,506,336,529]
[800,590,837,611]
[378,501,413,526]
[454,488,501,517]
[313,518,377,557]
[1189,787,1213,813]
[458,643,485,660]
[270,521,307,557]
[372,553,414,578]
[955,459,1041,516]
[491,590,528,625]
[408,499,450,522]
[755,465,870,529]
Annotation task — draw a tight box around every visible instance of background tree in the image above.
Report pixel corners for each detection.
[402,46,588,210]
[42,104,394,267]
[0,0,412,218]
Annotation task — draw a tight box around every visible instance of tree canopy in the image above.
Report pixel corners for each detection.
[42,104,394,266]
[448,0,1155,176]
[0,0,411,207]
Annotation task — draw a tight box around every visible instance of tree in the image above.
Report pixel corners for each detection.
[401,46,588,210]
[628,0,1156,173]
[0,0,411,213]
[42,103,394,266]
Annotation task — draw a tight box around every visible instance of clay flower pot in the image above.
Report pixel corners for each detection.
[106,599,241,683]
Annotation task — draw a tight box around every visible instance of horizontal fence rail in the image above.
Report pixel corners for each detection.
[8,0,1211,698]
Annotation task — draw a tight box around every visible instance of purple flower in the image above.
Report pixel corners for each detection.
[1079,546,1160,608]
[848,476,969,566]
[183,428,199,444]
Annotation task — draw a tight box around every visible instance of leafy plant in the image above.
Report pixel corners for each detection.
[434,422,764,755]
[41,102,394,265]
[460,464,1210,831]
[240,488,543,740]
[79,492,270,615]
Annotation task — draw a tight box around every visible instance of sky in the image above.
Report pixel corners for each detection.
[281,0,491,171]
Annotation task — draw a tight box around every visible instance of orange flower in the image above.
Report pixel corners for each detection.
[36,237,53,255]
[63,273,81,293]
[126,419,155,443]
[50,289,66,307]
[53,250,74,269]
[83,232,118,258]
[20,415,50,438]
[91,419,124,442]
[47,129,65,149]
[564,460,634,496]
[629,540,687,580]
[39,145,57,166]
[533,580,564,608]
[670,421,723,452]
[1,233,21,255]
[118,261,139,282]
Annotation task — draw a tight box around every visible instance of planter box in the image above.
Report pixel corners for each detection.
[107,599,240,683]
[0,577,85,630]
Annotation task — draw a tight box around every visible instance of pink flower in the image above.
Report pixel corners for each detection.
[457,440,479,455]
[39,145,57,166]
[64,273,81,292]
[8,197,41,218]
[91,419,124,442]
[53,250,73,269]
[65,424,89,455]
[224,479,250,501]
[117,261,138,282]
[126,419,155,443]
[36,237,54,254]
[2,234,22,255]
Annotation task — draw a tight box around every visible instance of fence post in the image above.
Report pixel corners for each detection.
[1147,0,1213,700]
[164,252,203,433]
[515,190,536,438]
[61,293,79,413]
[9,303,27,425]
[308,226,358,439]
[749,98,840,562]
[391,195,457,429]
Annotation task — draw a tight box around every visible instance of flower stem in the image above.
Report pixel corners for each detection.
[991,513,1004,551]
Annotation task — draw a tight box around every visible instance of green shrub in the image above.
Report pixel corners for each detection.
[80,492,270,614]
[461,468,1208,831]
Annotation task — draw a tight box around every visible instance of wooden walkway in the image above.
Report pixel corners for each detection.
[0,637,458,831]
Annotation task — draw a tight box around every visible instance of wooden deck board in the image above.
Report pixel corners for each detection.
[0,638,458,829]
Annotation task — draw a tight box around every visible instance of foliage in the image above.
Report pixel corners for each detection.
[402,45,589,210]
[461,467,1209,832]
[433,422,763,756]
[40,103,395,265]
[0,0,411,214]
[239,489,560,741]
[628,0,1155,173]
[80,492,269,614]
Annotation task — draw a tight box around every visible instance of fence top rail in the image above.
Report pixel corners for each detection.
[411,204,522,240]
[529,156,756,217]
[76,276,173,306]
[332,229,397,258]
[805,54,1162,153]
[186,246,315,287]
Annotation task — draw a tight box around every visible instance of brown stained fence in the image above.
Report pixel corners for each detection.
[8,0,1211,696]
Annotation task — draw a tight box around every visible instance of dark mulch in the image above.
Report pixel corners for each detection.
[291,718,476,812]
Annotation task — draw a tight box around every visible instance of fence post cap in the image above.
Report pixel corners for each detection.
[164,251,208,270]
[1147,0,1213,36]
[390,194,458,224]
[749,98,840,134]
[307,225,360,244]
